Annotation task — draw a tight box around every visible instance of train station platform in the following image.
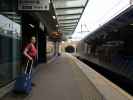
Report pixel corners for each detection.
[1,54,133,100]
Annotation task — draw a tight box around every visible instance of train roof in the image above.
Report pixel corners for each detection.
[83,6,133,43]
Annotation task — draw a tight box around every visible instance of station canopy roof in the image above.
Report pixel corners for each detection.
[53,0,89,36]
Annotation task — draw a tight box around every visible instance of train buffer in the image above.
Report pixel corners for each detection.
[1,53,133,100]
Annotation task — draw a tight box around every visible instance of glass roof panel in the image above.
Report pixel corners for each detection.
[59,19,79,23]
[63,32,73,35]
[63,30,72,31]
[56,8,83,15]
[54,0,87,8]
[60,23,77,26]
[60,24,77,27]
[59,20,78,24]
[63,27,74,29]
[58,18,79,21]
[61,26,76,29]
[53,0,88,36]
[62,31,72,33]
[57,15,80,20]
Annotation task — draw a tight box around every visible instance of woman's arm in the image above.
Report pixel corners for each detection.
[23,45,33,60]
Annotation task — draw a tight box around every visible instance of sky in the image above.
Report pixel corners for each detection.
[72,0,131,41]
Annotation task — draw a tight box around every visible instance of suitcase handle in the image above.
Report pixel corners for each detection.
[25,60,33,74]
[29,60,33,75]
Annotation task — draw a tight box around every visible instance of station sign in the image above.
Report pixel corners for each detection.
[18,0,49,11]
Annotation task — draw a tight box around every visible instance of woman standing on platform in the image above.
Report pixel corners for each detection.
[14,36,37,93]
[23,36,37,77]
[24,36,37,61]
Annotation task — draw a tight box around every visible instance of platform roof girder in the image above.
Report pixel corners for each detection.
[53,0,89,37]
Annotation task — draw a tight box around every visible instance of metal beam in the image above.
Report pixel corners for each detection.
[61,26,74,28]
[61,26,76,28]
[62,28,74,29]
[59,21,78,24]
[61,27,75,29]
[60,22,78,24]
[61,24,75,26]
[63,28,74,30]
[63,31,73,32]
[62,28,74,30]
[57,13,82,16]
[62,30,72,31]
[63,33,72,34]
[57,16,80,20]
[54,0,77,1]
[63,29,74,31]
[59,20,78,23]
[60,25,77,27]
[58,18,80,21]
[56,6,85,10]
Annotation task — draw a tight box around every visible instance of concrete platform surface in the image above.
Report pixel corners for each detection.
[1,53,132,100]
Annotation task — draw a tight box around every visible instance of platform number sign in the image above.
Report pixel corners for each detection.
[18,0,49,11]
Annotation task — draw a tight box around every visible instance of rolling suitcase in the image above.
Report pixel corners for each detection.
[14,60,33,94]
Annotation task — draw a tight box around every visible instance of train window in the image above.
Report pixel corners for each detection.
[87,45,91,55]
[84,43,88,54]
